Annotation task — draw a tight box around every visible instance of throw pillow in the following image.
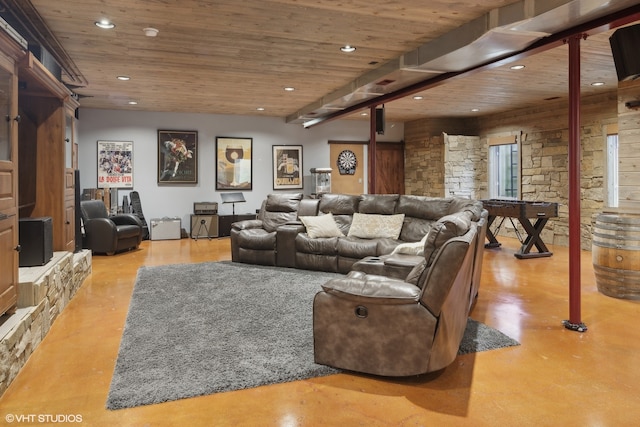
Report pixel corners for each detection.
[299,213,344,238]
[347,213,405,239]
[390,231,430,256]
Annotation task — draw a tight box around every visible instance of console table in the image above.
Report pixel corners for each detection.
[482,199,558,259]
[218,214,257,237]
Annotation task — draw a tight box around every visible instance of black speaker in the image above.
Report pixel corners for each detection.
[610,24,640,81]
[375,107,385,134]
[19,217,53,267]
[74,170,82,252]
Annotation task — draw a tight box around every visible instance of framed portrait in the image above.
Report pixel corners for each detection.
[272,145,303,190]
[158,130,198,184]
[97,140,134,188]
[216,137,253,190]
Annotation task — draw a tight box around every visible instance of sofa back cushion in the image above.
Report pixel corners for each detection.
[422,211,472,267]
[318,194,359,235]
[448,198,484,221]
[262,193,303,232]
[396,195,452,220]
[358,194,399,215]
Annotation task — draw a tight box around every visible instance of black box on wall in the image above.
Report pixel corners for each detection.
[19,217,53,267]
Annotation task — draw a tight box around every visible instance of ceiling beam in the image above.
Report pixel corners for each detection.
[303,4,640,129]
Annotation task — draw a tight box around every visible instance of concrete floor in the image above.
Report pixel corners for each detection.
[1,236,639,426]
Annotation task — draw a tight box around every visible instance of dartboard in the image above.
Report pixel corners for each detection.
[337,150,357,175]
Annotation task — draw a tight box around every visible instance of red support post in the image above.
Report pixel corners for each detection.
[563,35,587,333]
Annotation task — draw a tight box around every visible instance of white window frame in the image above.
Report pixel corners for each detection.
[605,127,619,209]
[488,134,520,200]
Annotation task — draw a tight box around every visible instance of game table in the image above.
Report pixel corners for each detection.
[481,199,558,259]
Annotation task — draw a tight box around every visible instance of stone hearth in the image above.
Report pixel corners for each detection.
[0,250,91,396]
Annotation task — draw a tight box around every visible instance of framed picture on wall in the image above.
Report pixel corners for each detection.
[216,137,253,190]
[97,140,134,188]
[158,130,198,184]
[272,145,303,190]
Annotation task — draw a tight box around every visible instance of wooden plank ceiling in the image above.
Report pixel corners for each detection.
[9,0,640,124]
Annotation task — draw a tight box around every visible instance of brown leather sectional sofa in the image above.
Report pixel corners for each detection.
[230,192,489,376]
[230,192,486,274]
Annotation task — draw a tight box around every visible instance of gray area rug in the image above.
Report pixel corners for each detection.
[106,262,519,410]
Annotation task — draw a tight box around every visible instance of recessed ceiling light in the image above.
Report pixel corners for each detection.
[591,81,605,86]
[95,20,115,29]
[471,108,479,112]
[284,87,295,91]
[143,27,159,37]
[360,112,368,116]
[256,107,265,111]
[340,45,356,53]
[510,65,525,70]
[116,75,130,81]
[413,95,424,100]
[128,101,138,105]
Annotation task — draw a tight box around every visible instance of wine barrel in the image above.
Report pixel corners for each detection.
[592,213,640,299]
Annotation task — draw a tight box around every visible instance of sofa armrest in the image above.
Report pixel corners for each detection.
[321,276,420,305]
[276,223,305,267]
[231,219,263,231]
[110,213,143,227]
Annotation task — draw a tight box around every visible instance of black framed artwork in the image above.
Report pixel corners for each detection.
[158,130,198,184]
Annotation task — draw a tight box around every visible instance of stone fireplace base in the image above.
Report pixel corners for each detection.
[0,250,91,396]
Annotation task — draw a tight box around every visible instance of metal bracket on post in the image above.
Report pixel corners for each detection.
[562,319,587,332]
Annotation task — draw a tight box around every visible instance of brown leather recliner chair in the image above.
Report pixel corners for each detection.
[313,211,478,376]
[230,193,303,265]
[80,200,143,255]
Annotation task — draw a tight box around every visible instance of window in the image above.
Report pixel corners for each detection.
[488,136,519,199]
[606,133,618,208]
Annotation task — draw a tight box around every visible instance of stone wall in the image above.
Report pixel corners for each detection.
[0,250,91,396]
[404,91,619,250]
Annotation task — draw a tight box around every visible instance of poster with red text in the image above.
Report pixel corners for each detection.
[97,140,134,188]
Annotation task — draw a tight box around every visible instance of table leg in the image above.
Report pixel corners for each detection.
[514,217,553,258]
[484,215,502,248]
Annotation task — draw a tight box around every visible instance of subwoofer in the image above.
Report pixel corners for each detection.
[19,217,53,267]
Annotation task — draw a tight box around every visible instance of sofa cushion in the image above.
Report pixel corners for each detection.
[448,198,484,221]
[347,213,405,239]
[396,195,451,220]
[237,228,276,250]
[262,193,303,232]
[423,212,472,266]
[299,213,344,238]
[295,233,339,255]
[318,193,359,215]
[358,194,399,215]
[337,237,379,259]
[399,217,434,242]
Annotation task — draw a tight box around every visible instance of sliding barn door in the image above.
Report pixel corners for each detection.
[375,141,404,195]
